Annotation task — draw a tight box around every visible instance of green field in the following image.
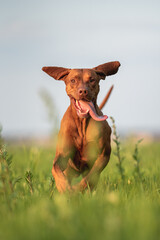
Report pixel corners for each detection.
[0,133,160,240]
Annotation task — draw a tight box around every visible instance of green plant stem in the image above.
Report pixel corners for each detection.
[110,117,125,182]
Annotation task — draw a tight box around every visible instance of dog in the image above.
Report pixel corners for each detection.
[42,61,120,192]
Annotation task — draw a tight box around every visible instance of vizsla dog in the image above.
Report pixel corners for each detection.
[42,61,120,192]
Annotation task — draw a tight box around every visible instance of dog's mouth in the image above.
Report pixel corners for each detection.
[72,98,108,121]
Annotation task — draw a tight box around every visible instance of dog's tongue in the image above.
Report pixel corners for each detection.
[79,100,108,121]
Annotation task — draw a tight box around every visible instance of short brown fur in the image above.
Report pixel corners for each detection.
[42,61,120,192]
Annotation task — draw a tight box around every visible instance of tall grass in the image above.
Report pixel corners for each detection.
[0,123,160,240]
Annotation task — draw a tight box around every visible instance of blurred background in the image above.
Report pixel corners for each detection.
[0,0,160,140]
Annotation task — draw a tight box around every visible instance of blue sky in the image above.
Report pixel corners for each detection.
[0,0,160,137]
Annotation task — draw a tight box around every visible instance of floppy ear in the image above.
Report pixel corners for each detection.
[42,66,71,80]
[93,61,120,80]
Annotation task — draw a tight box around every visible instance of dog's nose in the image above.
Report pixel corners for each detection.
[78,88,88,97]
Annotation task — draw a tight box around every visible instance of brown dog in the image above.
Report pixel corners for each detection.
[42,61,120,192]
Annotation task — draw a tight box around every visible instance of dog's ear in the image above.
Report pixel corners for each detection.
[93,61,120,80]
[42,66,71,80]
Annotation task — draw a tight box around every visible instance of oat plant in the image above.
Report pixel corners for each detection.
[0,127,21,209]
[39,88,59,137]
[25,171,34,194]
[132,138,143,180]
[49,176,55,198]
[0,127,21,194]
[110,117,125,182]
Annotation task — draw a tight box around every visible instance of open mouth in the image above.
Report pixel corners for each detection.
[72,98,108,121]
[72,99,89,118]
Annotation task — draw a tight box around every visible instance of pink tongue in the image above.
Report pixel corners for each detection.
[79,100,108,121]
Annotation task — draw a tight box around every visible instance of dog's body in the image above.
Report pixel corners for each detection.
[42,61,120,192]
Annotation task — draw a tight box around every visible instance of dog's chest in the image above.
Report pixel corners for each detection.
[73,117,103,149]
[73,119,87,151]
[72,131,90,172]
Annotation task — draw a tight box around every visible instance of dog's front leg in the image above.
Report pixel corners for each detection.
[52,130,76,193]
[72,148,110,192]
[52,156,72,193]
[73,120,111,192]
[81,148,110,191]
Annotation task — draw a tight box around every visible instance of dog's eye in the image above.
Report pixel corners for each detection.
[90,78,95,83]
[71,79,75,83]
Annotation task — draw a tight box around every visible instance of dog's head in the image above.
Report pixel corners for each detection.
[42,61,120,120]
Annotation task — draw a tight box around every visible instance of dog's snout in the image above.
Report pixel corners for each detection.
[78,88,88,97]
